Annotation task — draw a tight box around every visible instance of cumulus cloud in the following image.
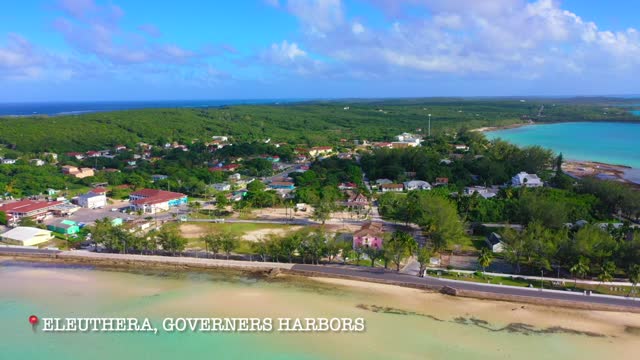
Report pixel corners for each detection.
[259,40,326,76]
[52,0,198,65]
[269,0,640,82]
[0,34,48,80]
[286,0,344,37]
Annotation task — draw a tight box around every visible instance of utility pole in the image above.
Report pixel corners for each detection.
[428,113,432,137]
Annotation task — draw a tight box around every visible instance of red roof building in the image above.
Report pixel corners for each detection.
[129,189,188,214]
[0,200,62,222]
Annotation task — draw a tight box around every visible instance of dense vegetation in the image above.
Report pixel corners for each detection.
[1,98,637,153]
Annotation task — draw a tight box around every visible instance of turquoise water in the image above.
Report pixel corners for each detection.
[485,122,640,168]
[1,262,638,359]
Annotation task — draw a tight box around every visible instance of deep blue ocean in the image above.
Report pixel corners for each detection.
[0,99,303,116]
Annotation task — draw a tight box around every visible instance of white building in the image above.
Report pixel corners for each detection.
[1,158,17,165]
[485,232,504,253]
[77,193,106,209]
[77,188,107,209]
[1,226,54,246]
[511,172,543,188]
[464,186,497,199]
[394,133,423,146]
[403,180,432,191]
[212,183,231,191]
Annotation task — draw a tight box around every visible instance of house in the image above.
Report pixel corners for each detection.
[338,182,357,190]
[1,158,17,165]
[228,173,242,181]
[209,164,240,172]
[66,152,85,160]
[48,220,80,235]
[440,159,452,165]
[212,183,231,192]
[464,186,497,199]
[453,144,470,152]
[211,136,229,142]
[0,200,62,223]
[1,226,54,246]
[76,190,107,209]
[61,165,94,179]
[344,192,369,208]
[129,189,188,214]
[30,159,45,166]
[308,146,333,157]
[375,178,393,186]
[486,232,504,253]
[380,183,404,192]
[435,177,449,186]
[394,133,422,146]
[151,174,169,182]
[114,145,127,152]
[403,180,432,191]
[269,181,295,190]
[353,222,385,249]
[231,190,247,202]
[511,172,543,188]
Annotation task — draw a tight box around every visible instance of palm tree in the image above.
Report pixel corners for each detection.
[627,264,640,298]
[478,248,493,276]
[570,257,590,288]
[597,261,616,289]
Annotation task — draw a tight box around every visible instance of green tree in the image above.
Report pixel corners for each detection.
[478,248,493,275]
[0,211,7,225]
[627,264,640,298]
[385,231,417,271]
[570,257,590,287]
[220,232,239,260]
[279,232,302,263]
[416,246,433,277]
[364,246,382,267]
[156,225,186,255]
[597,261,616,288]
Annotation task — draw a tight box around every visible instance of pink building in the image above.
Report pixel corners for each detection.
[353,222,384,249]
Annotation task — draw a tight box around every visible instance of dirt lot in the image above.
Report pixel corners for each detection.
[180,223,302,242]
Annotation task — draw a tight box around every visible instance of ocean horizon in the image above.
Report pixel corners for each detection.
[0,99,307,116]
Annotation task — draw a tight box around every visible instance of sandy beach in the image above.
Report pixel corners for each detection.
[310,277,640,340]
[562,160,640,186]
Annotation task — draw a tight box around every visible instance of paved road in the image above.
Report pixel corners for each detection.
[2,247,638,310]
[0,247,62,255]
[291,264,640,310]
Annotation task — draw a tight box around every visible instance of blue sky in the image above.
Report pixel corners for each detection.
[1,0,640,101]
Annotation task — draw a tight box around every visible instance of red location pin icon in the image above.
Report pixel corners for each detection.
[29,315,39,331]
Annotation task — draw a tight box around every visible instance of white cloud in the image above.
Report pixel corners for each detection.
[352,22,365,34]
[265,41,307,63]
[273,0,640,82]
[286,0,344,37]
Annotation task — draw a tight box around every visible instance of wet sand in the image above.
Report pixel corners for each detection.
[2,263,639,359]
[311,277,640,339]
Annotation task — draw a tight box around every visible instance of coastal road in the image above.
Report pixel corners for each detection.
[0,247,61,255]
[291,264,640,310]
[2,247,639,311]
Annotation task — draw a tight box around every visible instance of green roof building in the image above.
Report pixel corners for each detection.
[48,220,80,235]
